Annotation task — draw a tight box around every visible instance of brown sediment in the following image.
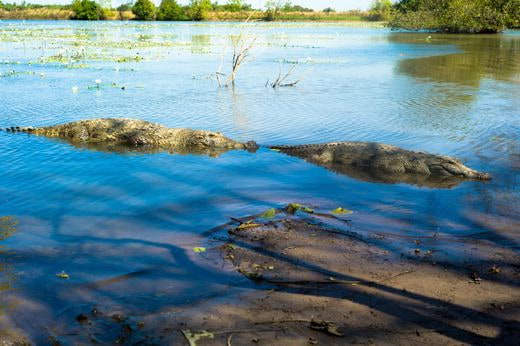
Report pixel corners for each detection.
[5,211,519,345]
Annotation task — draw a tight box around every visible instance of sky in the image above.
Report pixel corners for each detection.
[21,0,374,11]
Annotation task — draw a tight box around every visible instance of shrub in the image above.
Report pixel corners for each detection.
[132,0,156,20]
[367,0,392,21]
[157,0,185,20]
[188,0,211,20]
[71,0,103,20]
[390,0,520,33]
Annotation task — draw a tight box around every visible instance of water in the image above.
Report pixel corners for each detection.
[0,21,519,342]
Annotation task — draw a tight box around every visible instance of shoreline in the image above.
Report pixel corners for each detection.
[4,209,517,344]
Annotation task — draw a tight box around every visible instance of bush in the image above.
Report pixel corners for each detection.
[367,0,392,21]
[188,0,211,20]
[390,0,520,33]
[71,0,103,20]
[132,0,156,20]
[157,0,185,20]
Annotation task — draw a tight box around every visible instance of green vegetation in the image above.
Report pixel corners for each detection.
[0,1,389,22]
[157,0,185,20]
[132,0,156,20]
[187,0,211,21]
[71,0,103,20]
[215,0,252,12]
[367,0,392,21]
[390,0,520,33]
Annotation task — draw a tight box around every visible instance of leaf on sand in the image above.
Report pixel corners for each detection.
[331,207,353,215]
[181,330,214,346]
[193,247,207,253]
[286,203,314,215]
[260,208,277,219]
[309,320,344,337]
[56,271,70,279]
[237,220,261,230]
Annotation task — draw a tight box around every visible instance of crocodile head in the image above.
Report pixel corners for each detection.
[428,156,491,180]
[186,130,258,151]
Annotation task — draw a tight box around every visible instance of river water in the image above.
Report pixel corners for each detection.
[0,21,519,342]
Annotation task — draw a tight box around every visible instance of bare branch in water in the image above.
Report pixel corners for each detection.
[215,13,258,88]
[269,64,301,88]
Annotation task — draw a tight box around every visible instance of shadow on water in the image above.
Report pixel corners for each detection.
[5,207,518,344]
[0,216,20,338]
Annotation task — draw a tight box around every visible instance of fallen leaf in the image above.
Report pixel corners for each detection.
[286,203,314,214]
[309,320,344,337]
[181,330,214,346]
[489,265,501,274]
[237,222,261,230]
[56,271,70,279]
[193,247,207,253]
[331,207,353,215]
[260,208,277,219]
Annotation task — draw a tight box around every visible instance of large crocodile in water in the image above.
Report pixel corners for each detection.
[3,119,491,187]
[3,118,258,153]
[270,142,491,187]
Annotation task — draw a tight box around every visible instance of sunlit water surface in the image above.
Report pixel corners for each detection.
[0,21,519,342]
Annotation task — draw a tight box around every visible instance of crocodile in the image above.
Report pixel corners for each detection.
[3,118,259,152]
[3,119,491,187]
[270,142,491,187]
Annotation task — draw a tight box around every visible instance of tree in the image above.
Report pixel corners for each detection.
[157,0,184,20]
[71,0,103,20]
[390,0,520,33]
[188,0,211,20]
[225,0,243,12]
[132,0,156,20]
[368,0,392,21]
[264,0,283,21]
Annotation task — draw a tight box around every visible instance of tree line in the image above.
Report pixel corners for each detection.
[2,0,518,32]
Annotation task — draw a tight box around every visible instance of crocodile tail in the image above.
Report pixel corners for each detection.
[3,126,36,133]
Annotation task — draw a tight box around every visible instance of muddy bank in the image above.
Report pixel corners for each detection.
[27,206,519,345]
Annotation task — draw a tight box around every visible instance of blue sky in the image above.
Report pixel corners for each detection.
[22,0,374,11]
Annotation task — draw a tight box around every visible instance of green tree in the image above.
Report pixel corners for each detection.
[71,0,103,20]
[264,0,283,21]
[188,0,211,20]
[158,0,184,20]
[225,0,243,12]
[132,0,156,20]
[390,0,520,33]
[368,0,392,21]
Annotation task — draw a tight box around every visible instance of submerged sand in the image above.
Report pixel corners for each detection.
[16,208,517,345]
